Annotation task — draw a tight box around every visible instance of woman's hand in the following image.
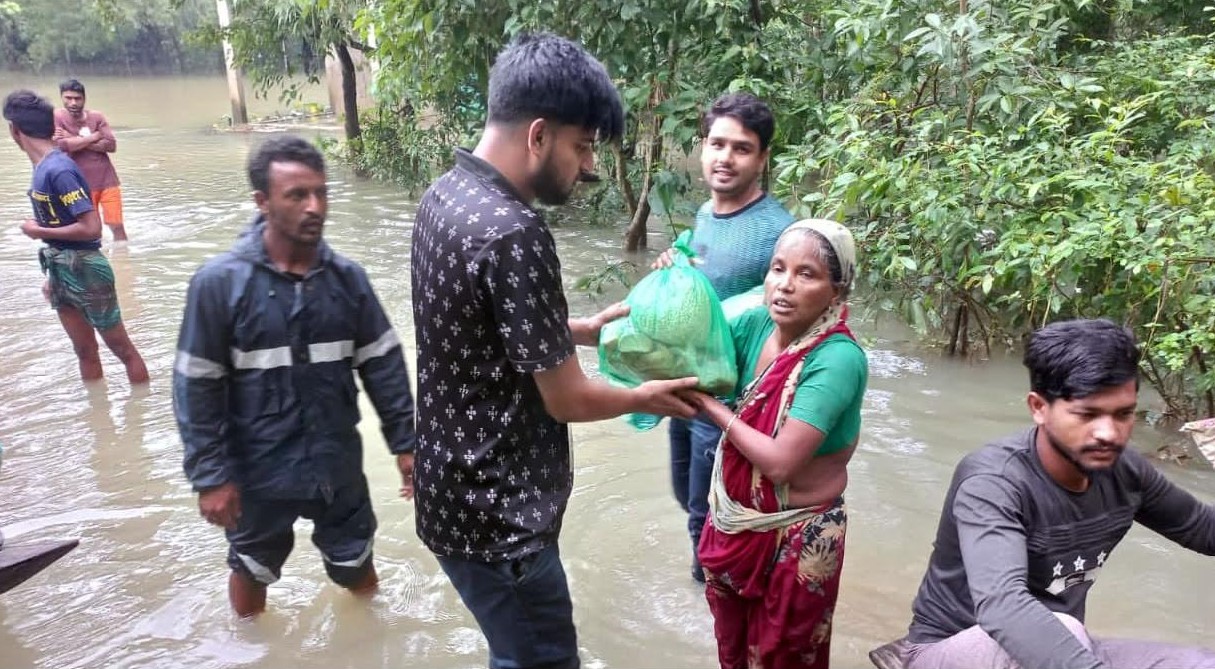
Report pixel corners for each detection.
[678,390,733,429]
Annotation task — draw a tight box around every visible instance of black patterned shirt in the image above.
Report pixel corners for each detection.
[410,149,576,561]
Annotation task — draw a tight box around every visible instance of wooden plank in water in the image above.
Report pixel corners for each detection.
[0,539,80,595]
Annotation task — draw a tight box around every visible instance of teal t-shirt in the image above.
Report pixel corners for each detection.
[689,193,795,300]
[730,306,868,455]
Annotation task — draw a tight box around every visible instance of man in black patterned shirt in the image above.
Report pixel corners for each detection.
[410,33,698,669]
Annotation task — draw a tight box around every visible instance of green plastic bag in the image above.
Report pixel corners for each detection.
[598,231,738,430]
[720,284,766,323]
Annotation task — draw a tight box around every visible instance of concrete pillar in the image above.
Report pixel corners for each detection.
[325,46,375,118]
[216,0,249,127]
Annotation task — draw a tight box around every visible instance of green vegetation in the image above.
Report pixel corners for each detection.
[10,0,1214,419]
[2,0,219,73]
[359,0,1214,419]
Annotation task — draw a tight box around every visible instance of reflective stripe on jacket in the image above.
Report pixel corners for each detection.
[173,218,416,498]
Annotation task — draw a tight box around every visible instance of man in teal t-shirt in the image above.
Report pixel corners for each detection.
[655,92,794,582]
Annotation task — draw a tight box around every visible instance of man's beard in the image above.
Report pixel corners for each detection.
[533,159,574,206]
[1044,426,1125,475]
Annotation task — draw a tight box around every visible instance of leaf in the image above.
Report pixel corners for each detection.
[982,273,994,295]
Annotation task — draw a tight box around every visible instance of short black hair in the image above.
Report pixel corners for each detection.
[59,79,86,95]
[3,89,54,139]
[487,32,624,142]
[246,134,326,194]
[702,92,776,151]
[1024,319,1140,402]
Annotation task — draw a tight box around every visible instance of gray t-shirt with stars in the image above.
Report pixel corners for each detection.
[908,427,1215,669]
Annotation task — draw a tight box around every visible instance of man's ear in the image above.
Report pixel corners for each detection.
[253,190,269,214]
[526,118,548,157]
[1027,391,1050,426]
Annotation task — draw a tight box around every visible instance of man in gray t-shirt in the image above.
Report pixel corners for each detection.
[901,319,1215,669]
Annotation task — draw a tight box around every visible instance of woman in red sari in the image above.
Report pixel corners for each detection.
[682,219,868,669]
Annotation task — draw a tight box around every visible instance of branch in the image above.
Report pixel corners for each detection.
[347,38,376,54]
[776,6,818,32]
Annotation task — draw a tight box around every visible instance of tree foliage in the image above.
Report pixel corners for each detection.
[765,0,1215,418]
[4,0,219,73]
[361,0,1215,418]
[27,0,1210,417]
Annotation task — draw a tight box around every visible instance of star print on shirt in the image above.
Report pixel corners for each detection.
[1044,549,1107,596]
[410,149,576,562]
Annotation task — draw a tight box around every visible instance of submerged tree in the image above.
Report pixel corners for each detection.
[194,0,371,153]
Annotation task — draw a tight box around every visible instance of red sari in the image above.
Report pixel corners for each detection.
[698,318,854,669]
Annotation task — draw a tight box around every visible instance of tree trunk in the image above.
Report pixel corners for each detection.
[334,41,363,158]
[947,303,964,356]
[1193,346,1215,418]
[959,304,970,356]
[624,173,653,251]
[170,30,186,74]
[624,124,663,251]
[613,141,638,217]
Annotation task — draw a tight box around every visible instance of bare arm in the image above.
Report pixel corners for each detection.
[687,339,865,483]
[85,114,116,153]
[53,129,104,154]
[52,112,115,153]
[21,210,102,242]
[694,393,825,484]
[568,302,628,347]
[533,354,698,424]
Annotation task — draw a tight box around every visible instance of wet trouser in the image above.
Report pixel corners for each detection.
[907,613,1215,669]
[225,478,376,588]
[436,543,579,669]
[669,415,721,571]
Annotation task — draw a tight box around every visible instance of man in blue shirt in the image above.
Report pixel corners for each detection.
[656,93,795,582]
[4,89,148,384]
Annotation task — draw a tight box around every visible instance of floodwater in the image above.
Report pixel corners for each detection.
[0,74,1211,669]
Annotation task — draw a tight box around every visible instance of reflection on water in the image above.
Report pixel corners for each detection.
[0,75,1212,669]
